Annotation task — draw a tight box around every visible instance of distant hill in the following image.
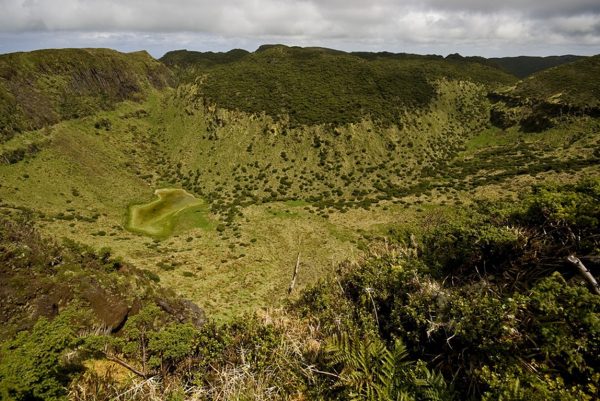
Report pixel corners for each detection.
[489,55,600,131]
[489,55,585,78]
[161,48,250,68]
[163,45,516,126]
[0,48,172,142]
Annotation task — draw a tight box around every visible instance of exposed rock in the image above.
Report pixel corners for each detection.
[156,298,205,328]
[82,286,130,332]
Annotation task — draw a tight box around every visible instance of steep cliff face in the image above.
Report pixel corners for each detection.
[0,48,173,142]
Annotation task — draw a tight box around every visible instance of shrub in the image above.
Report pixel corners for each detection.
[0,308,87,401]
[94,118,112,130]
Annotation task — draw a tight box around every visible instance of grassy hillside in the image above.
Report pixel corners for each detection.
[489,55,585,78]
[0,48,172,142]
[0,93,362,318]
[164,45,516,126]
[488,55,600,133]
[510,54,600,108]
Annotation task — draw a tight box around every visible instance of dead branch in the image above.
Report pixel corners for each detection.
[288,253,300,295]
[567,255,600,295]
[302,363,341,379]
[106,355,152,379]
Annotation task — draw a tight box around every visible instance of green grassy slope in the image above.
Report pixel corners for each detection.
[0,92,357,318]
[0,48,173,142]
[160,48,250,84]
[156,79,492,216]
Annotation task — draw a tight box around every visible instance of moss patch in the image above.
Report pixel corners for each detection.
[127,188,211,238]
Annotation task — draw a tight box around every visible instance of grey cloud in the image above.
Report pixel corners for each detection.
[0,0,598,56]
[415,0,600,16]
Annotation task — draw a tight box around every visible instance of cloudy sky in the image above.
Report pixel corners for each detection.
[0,0,599,57]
